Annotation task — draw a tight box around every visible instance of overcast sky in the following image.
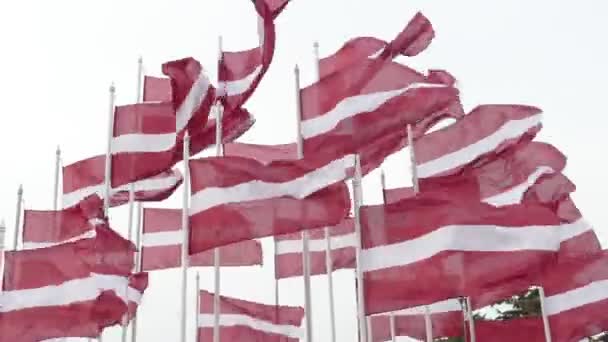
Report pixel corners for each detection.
[1,0,607,341]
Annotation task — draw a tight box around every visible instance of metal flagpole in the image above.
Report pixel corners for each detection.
[212,35,224,342]
[538,287,553,342]
[122,55,144,342]
[294,64,314,342]
[379,171,396,342]
[130,55,145,342]
[352,154,368,342]
[53,146,61,210]
[312,41,337,342]
[12,185,23,251]
[465,297,476,342]
[0,219,5,285]
[99,82,116,342]
[179,133,191,342]
[407,124,433,342]
[195,272,201,341]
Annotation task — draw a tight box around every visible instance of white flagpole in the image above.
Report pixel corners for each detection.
[538,287,553,342]
[0,219,6,286]
[53,146,61,210]
[103,84,116,215]
[212,35,224,342]
[312,41,337,342]
[465,297,476,342]
[179,133,191,342]
[294,64,314,342]
[353,154,368,342]
[129,55,144,342]
[407,124,433,342]
[195,272,201,341]
[12,184,23,251]
[379,171,397,342]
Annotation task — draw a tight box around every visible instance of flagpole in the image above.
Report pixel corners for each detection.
[212,35,224,342]
[538,287,553,342]
[294,64,314,342]
[352,154,368,342]
[179,133,191,342]
[103,84,116,215]
[313,41,337,342]
[130,55,144,342]
[465,297,476,342]
[195,272,201,342]
[379,171,396,342]
[12,184,23,251]
[0,219,6,286]
[406,124,433,342]
[53,146,61,210]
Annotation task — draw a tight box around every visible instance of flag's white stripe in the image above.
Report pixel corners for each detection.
[198,313,303,339]
[275,232,356,255]
[545,279,608,316]
[142,230,182,247]
[373,298,462,317]
[219,65,263,97]
[175,71,211,133]
[189,154,354,215]
[417,113,543,178]
[0,273,139,312]
[111,132,176,154]
[301,83,446,140]
[22,229,96,250]
[361,218,589,272]
[482,166,555,207]
[62,172,181,209]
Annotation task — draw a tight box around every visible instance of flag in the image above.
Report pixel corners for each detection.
[188,155,352,253]
[111,102,177,187]
[143,75,172,102]
[22,194,104,249]
[62,155,182,209]
[360,196,590,314]
[475,318,545,342]
[274,218,355,279]
[197,290,304,342]
[141,208,263,271]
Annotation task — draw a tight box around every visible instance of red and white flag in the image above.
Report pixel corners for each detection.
[300,59,460,164]
[22,194,105,249]
[318,12,434,78]
[111,102,177,187]
[274,218,355,279]
[360,196,590,314]
[197,290,304,342]
[370,298,463,341]
[414,104,543,179]
[188,155,352,253]
[384,140,567,206]
[217,0,289,110]
[0,226,142,341]
[475,317,546,342]
[541,251,608,341]
[141,207,263,271]
[62,155,183,209]
[161,57,216,140]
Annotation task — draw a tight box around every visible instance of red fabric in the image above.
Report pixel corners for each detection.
[371,310,463,341]
[125,272,149,322]
[111,102,176,187]
[143,75,172,102]
[274,218,355,279]
[141,208,262,271]
[318,12,434,78]
[0,227,138,341]
[414,104,542,179]
[475,318,546,342]
[22,194,104,245]
[197,290,304,342]
[360,197,564,314]
[62,155,183,208]
[541,251,608,342]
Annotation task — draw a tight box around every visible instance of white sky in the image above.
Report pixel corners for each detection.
[1,0,607,341]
